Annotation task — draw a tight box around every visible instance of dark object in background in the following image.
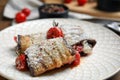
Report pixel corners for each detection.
[97,0,120,12]
[38,4,69,18]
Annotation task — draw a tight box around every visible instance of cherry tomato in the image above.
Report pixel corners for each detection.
[15,54,28,71]
[15,12,26,23]
[14,36,17,43]
[22,8,31,16]
[72,51,80,67]
[47,27,64,39]
[64,0,72,3]
[77,0,87,6]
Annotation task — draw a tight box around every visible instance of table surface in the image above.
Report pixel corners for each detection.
[0,0,11,80]
[0,0,11,31]
[0,0,119,80]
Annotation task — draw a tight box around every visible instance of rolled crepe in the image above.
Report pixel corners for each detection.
[25,38,75,76]
[16,25,96,55]
[16,33,46,54]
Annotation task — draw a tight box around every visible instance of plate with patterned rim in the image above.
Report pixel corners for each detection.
[0,19,120,80]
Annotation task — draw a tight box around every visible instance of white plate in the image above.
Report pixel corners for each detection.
[0,19,120,80]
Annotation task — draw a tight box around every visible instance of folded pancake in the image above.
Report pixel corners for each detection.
[16,25,96,55]
[72,39,96,56]
[16,33,46,54]
[60,25,96,55]
[25,38,75,76]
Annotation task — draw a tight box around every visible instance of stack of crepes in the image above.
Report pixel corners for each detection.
[15,24,96,76]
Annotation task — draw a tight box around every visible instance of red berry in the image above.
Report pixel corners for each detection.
[64,0,72,3]
[15,54,28,71]
[47,27,64,39]
[75,46,83,53]
[15,12,26,23]
[22,8,31,16]
[77,0,87,6]
[72,51,80,67]
[14,36,17,43]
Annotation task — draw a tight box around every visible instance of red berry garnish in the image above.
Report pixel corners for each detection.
[22,8,31,16]
[14,36,17,43]
[64,0,72,3]
[77,0,87,6]
[71,51,80,67]
[73,45,83,53]
[47,21,64,39]
[47,27,64,39]
[15,12,26,23]
[15,54,28,71]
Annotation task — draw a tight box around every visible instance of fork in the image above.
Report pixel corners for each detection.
[106,22,120,33]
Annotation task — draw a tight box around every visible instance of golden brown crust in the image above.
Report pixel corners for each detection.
[16,33,46,54]
[20,35,32,52]
[25,38,75,76]
[16,35,32,54]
